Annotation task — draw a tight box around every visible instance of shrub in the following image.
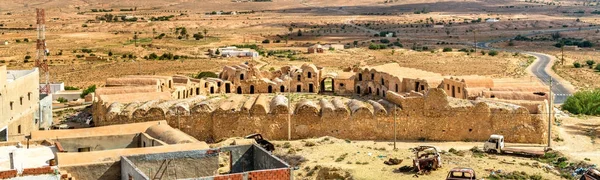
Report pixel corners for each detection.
[57,97,68,103]
[24,55,31,60]
[282,142,291,148]
[65,86,79,90]
[562,89,600,115]
[488,50,498,56]
[196,71,218,79]
[335,153,348,162]
[304,141,316,147]
[262,39,270,44]
[574,62,582,68]
[380,39,390,43]
[442,47,452,52]
[586,60,596,68]
[480,50,486,55]
[108,51,113,56]
[82,24,88,27]
[80,85,96,98]
[596,64,600,71]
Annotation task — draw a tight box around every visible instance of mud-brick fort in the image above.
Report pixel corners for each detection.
[92,63,551,144]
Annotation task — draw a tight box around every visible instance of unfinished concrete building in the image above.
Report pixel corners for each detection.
[0,65,52,142]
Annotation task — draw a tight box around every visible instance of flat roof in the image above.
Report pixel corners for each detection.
[369,63,442,79]
[0,145,56,171]
[6,69,37,83]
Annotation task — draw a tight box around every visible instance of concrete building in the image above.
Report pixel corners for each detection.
[0,142,61,179]
[307,44,323,53]
[41,82,64,94]
[0,65,51,141]
[218,46,259,58]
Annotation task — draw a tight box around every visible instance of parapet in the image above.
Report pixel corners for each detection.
[105,78,159,87]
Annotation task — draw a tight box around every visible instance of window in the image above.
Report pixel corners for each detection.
[371,73,374,80]
[458,87,461,93]
[218,82,222,87]
[395,84,398,92]
[143,142,146,147]
[358,74,363,81]
[20,97,23,105]
[28,93,31,100]
[447,84,450,90]
[205,83,208,88]
[297,75,301,81]
[381,78,384,85]
[9,102,13,110]
[280,85,285,92]
[307,72,312,78]
[240,74,244,80]
[339,83,345,87]
[17,125,21,134]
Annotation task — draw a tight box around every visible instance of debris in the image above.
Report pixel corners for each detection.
[384,158,403,165]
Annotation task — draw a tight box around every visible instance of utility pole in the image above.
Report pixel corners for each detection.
[393,104,397,150]
[473,30,477,54]
[548,78,553,148]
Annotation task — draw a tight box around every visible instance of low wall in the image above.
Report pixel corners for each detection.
[94,89,547,144]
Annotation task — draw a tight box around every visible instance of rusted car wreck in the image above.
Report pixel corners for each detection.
[412,145,442,172]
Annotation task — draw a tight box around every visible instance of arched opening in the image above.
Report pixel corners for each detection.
[415,82,421,91]
[296,85,301,92]
[320,78,334,92]
[451,85,455,97]
[196,88,200,95]
[395,84,399,92]
[205,83,208,88]
[371,73,374,80]
[368,87,372,94]
[250,85,255,94]
[268,85,273,93]
[168,81,172,88]
[381,78,384,85]
[237,86,242,94]
[356,86,361,94]
[225,83,231,93]
[383,91,386,97]
[217,82,221,87]
[297,75,301,81]
[358,73,363,81]
[376,88,380,96]
[240,74,245,80]
[280,85,285,92]
[309,84,314,93]
[307,72,312,78]
[210,87,215,94]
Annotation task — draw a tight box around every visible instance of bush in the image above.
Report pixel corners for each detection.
[574,62,582,68]
[562,89,600,115]
[442,47,452,52]
[196,71,218,79]
[488,50,499,56]
[480,50,486,55]
[65,86,80,90]
[80,85,96,98]
[586,60,596,68]
[262,39,270,44]
[596,64,600,71]
[24,55,31,60]
[57,97,68,103]
[380,39,390,43]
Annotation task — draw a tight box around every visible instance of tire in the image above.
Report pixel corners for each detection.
[488,149,498,154]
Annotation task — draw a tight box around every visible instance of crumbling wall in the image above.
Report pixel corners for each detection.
[95,88,547,144]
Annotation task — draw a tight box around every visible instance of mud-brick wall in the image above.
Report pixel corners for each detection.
[96,89,547,144]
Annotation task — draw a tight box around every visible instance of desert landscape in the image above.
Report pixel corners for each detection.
[1,0,599,180]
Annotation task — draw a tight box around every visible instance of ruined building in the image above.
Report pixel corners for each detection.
[92,62,550,144]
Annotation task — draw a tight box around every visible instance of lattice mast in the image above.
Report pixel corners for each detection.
[36,8,50,94]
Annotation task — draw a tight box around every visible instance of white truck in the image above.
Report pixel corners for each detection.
[483,134,544,157]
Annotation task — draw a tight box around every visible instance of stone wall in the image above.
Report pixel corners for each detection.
[94,88,547,144]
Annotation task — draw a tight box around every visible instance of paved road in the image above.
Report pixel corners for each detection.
[473,27,600,104]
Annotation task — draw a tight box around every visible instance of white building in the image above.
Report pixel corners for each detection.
[486,18,500,23]
[218,46,259,58]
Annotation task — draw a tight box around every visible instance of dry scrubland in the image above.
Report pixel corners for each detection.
[0,0,598,88]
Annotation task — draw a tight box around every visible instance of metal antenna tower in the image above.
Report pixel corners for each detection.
[36,8,50,94]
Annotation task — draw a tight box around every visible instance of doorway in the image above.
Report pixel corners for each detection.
[237,86,242,94]
[225,83,231,93]
[296,85,301,92]
[309,84,314,93]
[320,78,334,92]
[250,85,255,94]
[268,86,273,93]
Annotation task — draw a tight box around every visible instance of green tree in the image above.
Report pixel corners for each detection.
[574,62,582,68]
[442,47,452,52]
[108,51,113,56]
[80,85,97,98]
[57,97,68,103]
[488,50,498,56]
[562,89,600,115]
[196,71,218,79]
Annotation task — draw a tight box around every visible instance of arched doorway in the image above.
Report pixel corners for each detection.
[237,86,242,94]
[250,85,255,94]
[268,85,273,93]
[376,88,380,96]
[296,85,301,92]
[210,87,214,94]
[309,84,314,93]
[225,83,231,93]
[368,87,372,94]
[196,88,200,95]
[280,85,285,92]
[356,86,361,94]
[240,74,245,80]
[320,78,334,93]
